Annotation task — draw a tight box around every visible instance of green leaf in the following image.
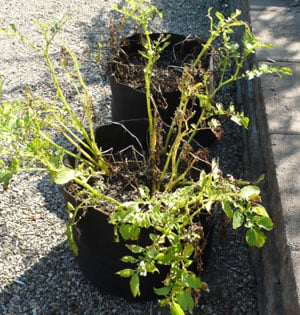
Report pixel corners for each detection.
[222,201,233,219]
[121,255,138,264]
[232,210,244,229]
[252,205,268,216]
[0,172,13,190]
[10,23,17,32]
[155,253,166,264]
[120,224,140,240]
[66,201,75,212]
[157,40,170,53]
[183,243,194,259]
[215,11,225,21]
[50,166,75,185]
[130,273,140,297]
[163,247,177,263]
[176,291,195,312]
[231,114,249,128]
[280,67,293,75]
[154,286,171,296]
[255,216,274,231]
[0,157,20,189]
[183,273,201,289]
[139,49,150,60]
[116,268,134,278]
[170,302,185,315]
[138,185,150,199]
[65,223,78,256]
[149,233,158,241]
[145,261,158,273]
[246,228,266,247]
[145,248,157,259]
[126,244,145,254]
[201,281,209,292]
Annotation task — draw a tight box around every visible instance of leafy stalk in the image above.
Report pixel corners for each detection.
[3,17,108,175]
[110,2,291,313]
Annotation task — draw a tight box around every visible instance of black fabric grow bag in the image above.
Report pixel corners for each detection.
[109,33,217,147]
[63,119,214,300]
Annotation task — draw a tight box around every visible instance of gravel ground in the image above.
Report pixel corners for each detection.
[0,1,258,314]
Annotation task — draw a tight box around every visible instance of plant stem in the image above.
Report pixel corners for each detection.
[73,177,121,206]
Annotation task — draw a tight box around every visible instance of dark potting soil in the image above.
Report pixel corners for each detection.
[65,129,211,211]
[110,33,213,94]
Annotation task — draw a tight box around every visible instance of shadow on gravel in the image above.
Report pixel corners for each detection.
[0,241,112,315]
[0,228,258,315]
[0,241,165,315]
[37,176,67,222]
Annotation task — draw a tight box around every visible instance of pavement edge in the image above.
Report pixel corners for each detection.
[229,0,300,314]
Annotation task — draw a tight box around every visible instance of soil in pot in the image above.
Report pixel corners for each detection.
[109,33,217,147]
[63,119,214,300]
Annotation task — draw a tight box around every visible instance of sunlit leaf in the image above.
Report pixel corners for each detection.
[121,255,138,264]
[252,205,269,217]
[232,210,244,229]
[65,223,78,256]
[231,114,249,128]
[255,216,274,231]
[120,224,140,240]
[116,268,134,278]
[50,166,75,185]
[215,11,225,21]
[130,273,140,297]
[138,185,150,199]
[240,185,260,199]
[126,244,144,254]
[145,261,158,273]
[170,302,185,315]
[280,67,293,75]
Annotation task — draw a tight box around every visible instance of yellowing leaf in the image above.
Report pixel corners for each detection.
[252,205,269,217]
[201,281,209,292]
[116,268,134,278]
[170,302,185,315]
[240,185,260,200]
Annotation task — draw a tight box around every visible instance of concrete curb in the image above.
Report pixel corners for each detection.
[230,0,300,314]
